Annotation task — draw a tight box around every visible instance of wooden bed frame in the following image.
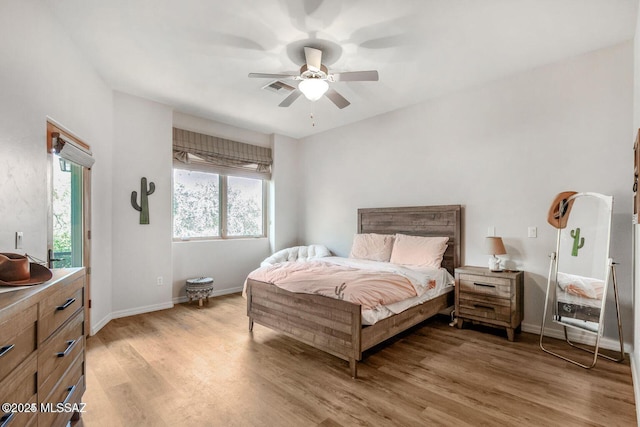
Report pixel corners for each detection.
[246,205,462,377]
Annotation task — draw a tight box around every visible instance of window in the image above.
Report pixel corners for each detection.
[226,175,264,237]
[171,127,271,239]
[173,168,265,239]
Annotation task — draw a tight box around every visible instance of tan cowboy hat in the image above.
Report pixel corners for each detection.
[0,253,52,286]
[547,191,578,229]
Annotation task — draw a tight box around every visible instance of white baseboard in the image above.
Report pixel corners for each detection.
[172,286,243,304]
[90,313,113,336]
[91,303,174,335]
[521,322,631,354]
[110,302,175,321]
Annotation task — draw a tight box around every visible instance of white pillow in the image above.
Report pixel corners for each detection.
[389,234,449,268]
[349,233,394,262]
[260,245,331,267]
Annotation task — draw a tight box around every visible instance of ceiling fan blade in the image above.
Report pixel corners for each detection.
[278,90,302,107]
[304,47,322,72]
[249,72,298,79]
[325,89,350,109]
[332,70,379,82]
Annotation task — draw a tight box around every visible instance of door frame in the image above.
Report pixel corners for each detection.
[46,119,92,336]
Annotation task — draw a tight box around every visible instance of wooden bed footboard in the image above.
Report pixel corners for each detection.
[247,278,453,377]
[246,278,363,377]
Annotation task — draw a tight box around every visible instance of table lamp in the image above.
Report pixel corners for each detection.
[485,237,506,272]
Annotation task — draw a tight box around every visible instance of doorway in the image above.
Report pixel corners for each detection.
[47,120,93,336]
[52,155,83,268]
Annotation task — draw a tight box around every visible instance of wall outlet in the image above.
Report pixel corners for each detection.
[156,276,163,286]
[15,231,23,249]
[528,226,537,238]
[487,226,495,237]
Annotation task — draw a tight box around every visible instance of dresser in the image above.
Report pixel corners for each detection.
[454,266,524,341]
[0,268,85,427]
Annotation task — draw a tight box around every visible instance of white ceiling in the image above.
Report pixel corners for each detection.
[44,0,637,139]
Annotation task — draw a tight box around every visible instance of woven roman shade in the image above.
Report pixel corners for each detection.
[173,127,272,179]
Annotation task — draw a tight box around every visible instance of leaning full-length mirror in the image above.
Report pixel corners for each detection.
[540,191,624,369]
[553,193,612,333]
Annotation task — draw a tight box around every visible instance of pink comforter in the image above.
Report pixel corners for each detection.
[248,260,431,310]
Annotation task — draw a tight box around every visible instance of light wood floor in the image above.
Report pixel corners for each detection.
[80,294,636,426]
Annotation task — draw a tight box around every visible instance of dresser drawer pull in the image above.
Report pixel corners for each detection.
[474,283,496,288]
[57,339,78,358]
[0,412,14,427]
[56,298,76,311]
[62,385,77,405]
[0,344,14,358]
[474,304,495,311]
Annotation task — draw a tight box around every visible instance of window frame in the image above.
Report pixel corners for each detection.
[172,165,268,241]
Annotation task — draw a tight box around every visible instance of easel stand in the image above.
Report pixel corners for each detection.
[539,255,624,369]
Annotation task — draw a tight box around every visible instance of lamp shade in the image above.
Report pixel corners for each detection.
[485,237,507,256]
[299,79,328,101]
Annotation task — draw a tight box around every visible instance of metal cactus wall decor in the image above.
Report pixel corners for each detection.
[570,227,585,256]
[131,177,155,224]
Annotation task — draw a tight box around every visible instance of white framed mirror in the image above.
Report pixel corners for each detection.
[540,192,623,368]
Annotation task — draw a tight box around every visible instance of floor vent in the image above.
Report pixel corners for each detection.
[262,80,295,93]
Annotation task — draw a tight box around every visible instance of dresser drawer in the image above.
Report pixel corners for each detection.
[38,310,84,400]
[0,305,37,384]
[458,292,511,322]
[458,274,512,298]
[0,353,37,427]
[38,276,84,343]
[38,354,84,427]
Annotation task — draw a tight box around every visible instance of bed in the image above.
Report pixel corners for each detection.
[245,205,461,377]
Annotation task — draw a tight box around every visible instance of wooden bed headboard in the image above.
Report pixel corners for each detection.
[357,205,462,275]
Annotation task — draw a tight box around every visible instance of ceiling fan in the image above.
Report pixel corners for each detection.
[248,46,379,109]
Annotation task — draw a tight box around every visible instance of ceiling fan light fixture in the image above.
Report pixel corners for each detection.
[299,78,328,101]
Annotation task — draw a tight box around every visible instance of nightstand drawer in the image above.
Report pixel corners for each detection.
[458,274,511,298]
[458,293,511,322]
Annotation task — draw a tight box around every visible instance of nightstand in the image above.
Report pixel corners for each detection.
[454,266,524,341]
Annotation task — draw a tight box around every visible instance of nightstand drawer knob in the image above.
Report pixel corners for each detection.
[474,283,495,288]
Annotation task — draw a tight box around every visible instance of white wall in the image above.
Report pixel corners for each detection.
[170,114,301,300]
[299,42,634,345]
[0,0,114,332]
[110,92,173,319]
[172,239,270,299]
[270,134,300,252]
